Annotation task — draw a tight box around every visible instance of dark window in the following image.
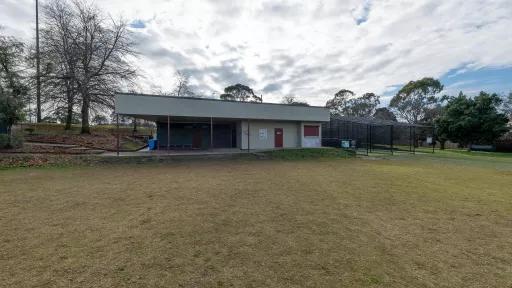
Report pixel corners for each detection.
[304,125,319,137]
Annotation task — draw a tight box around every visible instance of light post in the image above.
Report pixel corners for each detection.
[36,0,42,122]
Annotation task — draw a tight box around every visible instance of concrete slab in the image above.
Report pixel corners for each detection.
[100,148,262,157]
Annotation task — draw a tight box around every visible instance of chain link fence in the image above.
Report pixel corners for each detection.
[322,116,435,155]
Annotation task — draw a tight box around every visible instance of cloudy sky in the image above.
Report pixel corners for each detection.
[1,0,512,105]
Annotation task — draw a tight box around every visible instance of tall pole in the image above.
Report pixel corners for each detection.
[35,0,42,122]
[390,125,394,155]
[116,114,120,156]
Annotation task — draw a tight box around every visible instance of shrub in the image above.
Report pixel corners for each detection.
[0,133,24,149]
[9,133,24,148]
[0,134,9,149]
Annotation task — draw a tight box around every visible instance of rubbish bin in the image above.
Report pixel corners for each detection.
[341,139,351,148]
[148,139,158,150]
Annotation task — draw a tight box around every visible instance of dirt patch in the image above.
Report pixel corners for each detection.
[25,133,146,151]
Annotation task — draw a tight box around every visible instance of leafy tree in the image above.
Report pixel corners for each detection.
[390,78,444,123]
[0,33,28,136]
[281,95,309,106]
[345,92,380,117]
[502,91,512,120]
[436,91,509,148]
[220,84,261,102]
[325,89,353,116]
[325,90,379,117]
[373,107,397,121]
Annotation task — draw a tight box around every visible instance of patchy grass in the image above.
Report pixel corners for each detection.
[263,147,354,160]
[0,154,511,287]
[439,148,512,158]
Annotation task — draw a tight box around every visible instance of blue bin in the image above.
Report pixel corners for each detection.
[148,139,158,150]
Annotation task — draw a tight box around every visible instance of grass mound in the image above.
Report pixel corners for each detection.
[263,148,354,160]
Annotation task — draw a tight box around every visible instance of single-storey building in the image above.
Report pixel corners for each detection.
[115,93,330,150]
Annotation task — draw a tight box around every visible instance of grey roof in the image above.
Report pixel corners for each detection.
[115,93,330,122]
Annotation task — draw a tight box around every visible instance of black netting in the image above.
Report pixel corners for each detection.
[322,118,435,155]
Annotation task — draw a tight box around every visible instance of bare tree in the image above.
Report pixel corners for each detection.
[38,0,137,133]
[281,95,309,106]
[39,0,79,130]
[73,0,137,133]
[172,71,194,97]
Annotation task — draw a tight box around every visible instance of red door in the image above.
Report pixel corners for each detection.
[274,128,283,148]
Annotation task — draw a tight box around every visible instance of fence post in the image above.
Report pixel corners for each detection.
[366,124,369,156]
[432,126,435,153]
[247,119,250,152]
[413,126,416,154]
[390,125,394,155]
[116,113,119,156]
[369,125,372,153]
[167,115,170,153]
[409,126,412,153]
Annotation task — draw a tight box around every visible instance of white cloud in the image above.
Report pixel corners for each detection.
[1,0,511,105]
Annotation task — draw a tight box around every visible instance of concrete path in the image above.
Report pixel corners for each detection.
[100,148,265,157]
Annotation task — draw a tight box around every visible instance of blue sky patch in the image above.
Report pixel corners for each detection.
[379,67,512,106]
[441,66,512,96]
[130,19,146,29]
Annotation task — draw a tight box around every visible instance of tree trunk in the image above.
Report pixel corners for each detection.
[65,103,73,130]
[132,117,137,133]
[64,82,73,130]
[440,140,446,150]
[80,93,90,134]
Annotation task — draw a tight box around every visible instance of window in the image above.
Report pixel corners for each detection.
[304,125,319,137]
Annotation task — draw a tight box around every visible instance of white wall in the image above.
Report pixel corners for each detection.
[301,122,322,148]
[240,120,300,149]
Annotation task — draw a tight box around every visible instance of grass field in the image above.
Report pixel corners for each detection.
[1,152,511,287]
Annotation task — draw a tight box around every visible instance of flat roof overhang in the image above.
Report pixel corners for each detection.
[115,93,330,122]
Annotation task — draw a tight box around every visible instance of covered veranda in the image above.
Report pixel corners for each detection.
[154,116,239,150]
[113,114,244,152]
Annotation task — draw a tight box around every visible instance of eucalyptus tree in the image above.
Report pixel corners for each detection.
[220,84,261,102]
[325,89,379,118]
[389,78,444,124]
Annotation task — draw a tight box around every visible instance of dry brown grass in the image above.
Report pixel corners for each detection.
[1,155,511,287]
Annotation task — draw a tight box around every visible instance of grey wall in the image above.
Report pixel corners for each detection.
[116,93,330,122]
[240,120,300,149]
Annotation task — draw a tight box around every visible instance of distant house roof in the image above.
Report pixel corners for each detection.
[115,93,330,122]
